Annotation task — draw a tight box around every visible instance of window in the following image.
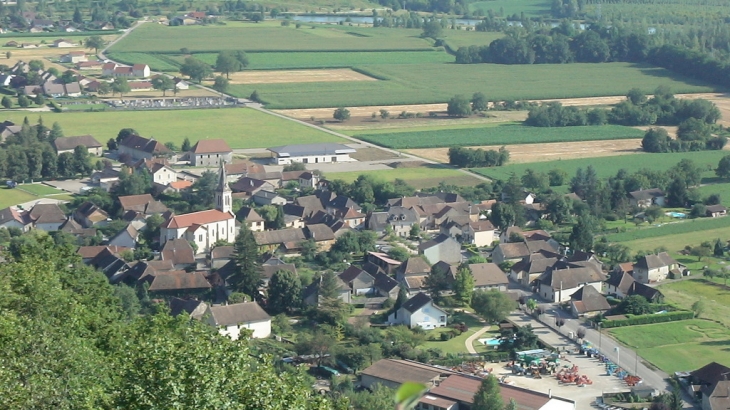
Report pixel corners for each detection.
[303,158,308,164]
[439,316,446,322]
[198,235,203,241]
[315,158,319,163]
[332,156,337,162]
[424,316,430,322]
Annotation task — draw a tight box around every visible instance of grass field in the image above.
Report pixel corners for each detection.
[2,108,344,149]
[660,280,730,328]
[355,124,644,149]
[470,0,552,17]
[606,214,730,243]
[109,23,436,53]
[229,62,717,109]
[697,182,730,202]
[439,29,503,48]
[326,165,483,188]
[0,187,41,209]
[473,150,728,181]
[609,319,730,373]
[106,52,181,72]
[422,311,486,354]
[16,184,66,196]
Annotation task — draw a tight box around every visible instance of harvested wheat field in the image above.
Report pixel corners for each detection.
[274,103,448,120]
[407,139,644,164]
[224,69,376,85]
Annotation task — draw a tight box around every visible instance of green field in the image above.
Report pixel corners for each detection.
[470,0,552,17]
[0,187,40,209]
[17,184,66,196]
[106,52,181,72]
[355,124,643,149]
[2,108,344,150]
[230,62,717,109]
[697,182,730,202]
[473,150,728,181]
[422,312,486,354]
[660,280,730,328]
[439,29,503,48]
[326,165,483,188]
[609,319,730,373]
[109,23,437,53]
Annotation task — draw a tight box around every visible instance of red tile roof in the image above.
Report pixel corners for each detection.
[163,209,233,229]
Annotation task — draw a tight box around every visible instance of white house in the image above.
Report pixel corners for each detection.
[108,224,139,248]
[204,301,271,339]
[633,252,681,284]
[102,63,150,78]
[160,163,237,253]
[59,51,87,63]
[0,206,32,231]
[53,39,78,47]
[536,261,605,303]
[388,292,448,330]
[188,139,233,167]
[629,188,665,208]
[463,220,495,247]
[267,143,356,165]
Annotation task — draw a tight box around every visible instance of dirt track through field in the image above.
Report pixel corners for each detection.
[226,68,376,84]
[406,139,645,164]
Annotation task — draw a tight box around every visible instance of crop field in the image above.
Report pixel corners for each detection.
[609,319,730,373]
[660,280,730,328]
[326,165,484,188]
[17,184,66,196]
[1,108,343,150]
[470,0,552,17]
[109,23,436,53]
[229,62,717,109]
[173,50,454,70]
[473,150,728,181]
[354,124,643,149]
[209,68,376,85]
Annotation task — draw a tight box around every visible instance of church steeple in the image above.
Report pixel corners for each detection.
[215,161,232,213]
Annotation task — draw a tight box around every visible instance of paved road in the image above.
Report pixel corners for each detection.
[99,20,147,61]
[465,325,491,354]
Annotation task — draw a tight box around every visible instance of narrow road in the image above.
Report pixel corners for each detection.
[465,326,491,354]
[99,19,147,61]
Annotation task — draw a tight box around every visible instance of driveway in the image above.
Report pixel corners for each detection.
[45,178,93,194]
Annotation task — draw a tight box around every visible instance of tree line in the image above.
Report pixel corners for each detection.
[448,146,509,167]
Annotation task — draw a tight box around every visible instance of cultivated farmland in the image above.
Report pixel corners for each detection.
[207,68,376,85]
[355,124,644,149]
[2,108,344,149]
[473,150,728,181]
[609,319,730,373]
[108,22,437,53]
[326,165,484,188]
[469,0,552,17]
[228,62,717,109]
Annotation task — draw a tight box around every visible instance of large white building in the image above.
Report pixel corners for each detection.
[204,301,271,339]
[160,162,237,253]
[267,143,356,165]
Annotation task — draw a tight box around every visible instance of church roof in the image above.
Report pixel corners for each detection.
[163,209,233,229]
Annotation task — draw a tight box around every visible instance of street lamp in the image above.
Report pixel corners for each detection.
[615,346,620,368]
[598,322,602,352]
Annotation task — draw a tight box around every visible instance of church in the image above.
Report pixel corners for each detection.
[160,162,238,254]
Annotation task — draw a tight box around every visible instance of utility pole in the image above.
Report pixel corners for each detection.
[598,322,602,351]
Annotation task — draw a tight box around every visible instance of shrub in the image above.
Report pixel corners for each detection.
[600,310,694,328]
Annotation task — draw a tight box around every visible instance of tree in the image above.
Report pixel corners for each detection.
[85,35,106,54]
[387,247,409,262]
[28,60,45,71]
[229,224,262,299]
[333,107,350,122]
[641,128,671,153]
[471,289,516,323]
[180,57,213,83]
[690,243,712,262]
[17,95,29,108]
[453,266,475,305]
[212,75,229,93]
[714,239,724,257]
[472,374,503,410]
[569,214,595,252]
[60,70,76,84]
[215,50,241,79]
[114,167,151,196]
[181,137,191,152]
[627,88,647,105]
[234,51,250,69]
[526,298,538,313]
[692,299,705,318]
[716,155,730,179]
[151,76,174,96]
[5,51,10,59]
[97,82,111,96]
[471,92,488,112]
[249,90,260,102]
[489,202,516,231]
[267,269,302,314]
[425,263,451,300]
[72,145,93,176]
[73,7,83,24]
[447,94,472,117]
[296,330,337,368]
[116,128,137,143]
[112,77,131,99]
[1,96,11,108]
[666,177,688,207]
[618,295,651,315]
[422,20,443,39]
[409,224,421,239]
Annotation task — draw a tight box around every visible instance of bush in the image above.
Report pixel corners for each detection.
[440,332,453,341]
[600,310,694,328]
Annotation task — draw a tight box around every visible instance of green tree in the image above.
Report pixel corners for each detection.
[151,76,174,96]
[85,35,106,54]
[387,247,410,262]
[181,137,191,152]
[249,90,260,102]
[692,299,705,318]
[230,223,262,299]
[212,75,229,93]
[116,128,136,144]
[333,107,350,122]
[1,96,11,108]
[471,92,488,112]
[72,145,93,176]
[296,330,337,368]
[453,266,475,305]
[409,223,421,239]
[17,95,29,108]
[422,20,443,39]
[472,374,503,410]
[714,239,724,257]
[114,167,151,196]
[447,94,472,117]
[73,6,83,24]
[97,82,112,96]
[618,295,651,315]
[489,202,516,231]
[716,155,730,179]
[112,77,131,99]
[569,214,595,252]
[267,269,302,314]
[548,168,568,186]
[471,289,516,323]
[113,284,141,319]
[318,270,341,300]
[180,57,213,83]
[425,263,451,300]
[215,50,241,79]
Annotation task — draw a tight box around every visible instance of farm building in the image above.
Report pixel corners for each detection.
[102,63,150,78]
[60,51,86,63]
[53,39,78,48]
[53,135,103,156]
[266,143,356,165]
[188,139,232,166]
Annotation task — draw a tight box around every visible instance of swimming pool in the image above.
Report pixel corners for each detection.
[665,212,686,218]
[477,337,501,346]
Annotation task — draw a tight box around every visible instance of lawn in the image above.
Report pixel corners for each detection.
[0,187,39,209]
[326,165,484,189]
[608,319,730,373]
[660,279,730,328]
[422,311,487,355]
[16,184,66,196]
[229,62,717,109]
[474,150,728,181]
[109,23,436,53]
[697,182,730,202]
[106,52,181,72]
[470,0,552,17]
[355,124,643,149]
[1,108,344,149]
